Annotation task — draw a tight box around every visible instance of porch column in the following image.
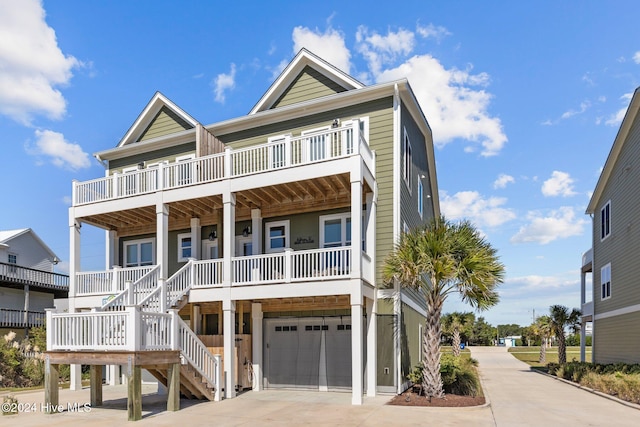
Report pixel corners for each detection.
[70,364,82,391]
[127,365,142,421]
[157,203,169,279]
[251,302,263,391]
[190,217,201,260]
[223,193,236,286]
[68,215,81,305]
[167,362,180,411]
[223,299,236,398]
[23,284,29,334]
[106,229,119,269]
[350,166,363,278]
[351,299,364,405]
[193,304,202,335]
[90,365,103,407]
[251,209,262,255]
[366,296,377,397]
[44,356,59,414]
[365,191,376,264]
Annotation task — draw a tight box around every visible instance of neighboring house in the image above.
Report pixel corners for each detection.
[0,228,68,336]
[47,49,439,410]
[581,87,640,364]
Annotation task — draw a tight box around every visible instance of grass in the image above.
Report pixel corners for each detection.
[0,380,91,394]
[508,346,592,368]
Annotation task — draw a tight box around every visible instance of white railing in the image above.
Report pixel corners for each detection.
[47,309,131,351]
[166,261,194,307]
[290,247,351,281]
[101,265,160,311]
[192,259,224,288]
[73,122,367,206]
[232,252,287,285]
[76,266,154,296]
[141,311,172,350]
[177,317,221,400]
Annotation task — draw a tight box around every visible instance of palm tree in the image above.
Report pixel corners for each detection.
[549,305,581,364]
[383,216,504,399]
[441,312,474,357]
[532,315,552,363]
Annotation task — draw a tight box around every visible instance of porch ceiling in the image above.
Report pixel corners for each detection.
[78,173,369,236]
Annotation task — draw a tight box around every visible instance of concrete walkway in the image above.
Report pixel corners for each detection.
[2,347,640,425]
[471,346,640,426]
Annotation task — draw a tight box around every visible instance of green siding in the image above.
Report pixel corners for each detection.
[593,111,640,317]
[401,303,425,380]
[109,142,196,172]
[376,313,396,387]
[272,66,347,109]
[594,311,640,363]
[138,106,193,142]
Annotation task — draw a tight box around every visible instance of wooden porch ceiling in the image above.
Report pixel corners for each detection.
[78,173,370,235]
[178,295,352,316]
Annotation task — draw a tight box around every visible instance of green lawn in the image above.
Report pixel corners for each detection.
[508,346,592,368]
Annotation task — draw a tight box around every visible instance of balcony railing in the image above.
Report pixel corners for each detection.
[76,266,155,295]
[72,122,372,206]
[0,308,46,328]
[0,262,68,291]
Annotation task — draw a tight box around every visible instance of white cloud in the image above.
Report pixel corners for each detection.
[605,92,633,126]
[634,51,640,64]
[292,26,351,74]
[0,0,80,124]
[356,26,415,76]
[416,23,451,41]
[494,173,515,189]
[27,129,91,170]
[541,171,576,197]
[440,190,516,228]
[510,206,587,245]
[213,63,236,103]
[376,55,507,156]
[560,100,590,119]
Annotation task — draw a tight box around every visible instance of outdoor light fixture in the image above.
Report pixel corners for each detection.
[242,226,251,237]
[208,228,217,241]
[332,119,340,128]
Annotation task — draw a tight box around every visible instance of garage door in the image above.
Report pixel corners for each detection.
[264,316,352,390]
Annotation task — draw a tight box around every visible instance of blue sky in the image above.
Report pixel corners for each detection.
[1,0,639,326]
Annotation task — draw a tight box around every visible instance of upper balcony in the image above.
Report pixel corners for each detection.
[73,123,374,207]
[0,262,69,297]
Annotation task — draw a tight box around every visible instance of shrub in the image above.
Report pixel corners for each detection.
[440,354,480,397]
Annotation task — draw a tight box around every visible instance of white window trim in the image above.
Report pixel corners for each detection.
[601,263,611,300]
[418,176,424,219]
[177,232,193,262]
[600,200,611,241]
[124,238,155,267]
[319,213,352,248]
[403,128,412,193]
[265,220,290,253]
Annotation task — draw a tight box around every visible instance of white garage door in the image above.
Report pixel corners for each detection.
[264,316,352,390]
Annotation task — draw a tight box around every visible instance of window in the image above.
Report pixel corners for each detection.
[178,233,192,262]
[268,135,288,169]
[303,127,329,162]
[8,253,17,273]
[600,201,611,240]
[601,263,611,300]
[320,213,351,248]
[124,239,154,267]
[418,177,424,218]
[176,154,195,185]
[265,220,289,253]
[403,129,412,190]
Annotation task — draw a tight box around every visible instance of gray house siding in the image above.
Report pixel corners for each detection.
[593,311,640,363]
[109,142,196,172]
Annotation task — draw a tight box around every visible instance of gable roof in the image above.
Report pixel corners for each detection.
[0,228,58,260]
[117,92,198,147]
[586,87,640,214]
[249,48,364,115]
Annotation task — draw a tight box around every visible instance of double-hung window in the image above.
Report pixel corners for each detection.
[403,129,412,191]
[601,263,611,300]
[265,220,289,253]
[177,233,192,262]
[600,201,611,240]
[124,239,155,267]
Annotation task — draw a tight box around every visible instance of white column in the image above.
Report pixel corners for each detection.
[251,209,262,255]
[190,218,201,260]
[350,163,363,278]
[70,364,82,391]
[157,203,169,279]
[106,230,118,269]
[251,302,263,391]
[223,193,236,286]
[366,296,377,397]
[351,300,364,405]
[68,214,81,307]
[223,299,236,398]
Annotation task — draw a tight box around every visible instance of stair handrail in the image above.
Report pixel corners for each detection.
[176,315,220,399]
[166,260,194,308]
[101,265,160,311]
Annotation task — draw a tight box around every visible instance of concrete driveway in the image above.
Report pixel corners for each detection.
[3,347,639,426]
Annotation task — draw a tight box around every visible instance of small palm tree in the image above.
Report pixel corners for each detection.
[532,315,552,363]
[383,216,504,399]
[549,305,581,364]
[441,312,473,357]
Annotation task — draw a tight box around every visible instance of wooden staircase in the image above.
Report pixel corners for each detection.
[147,361,216,401]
